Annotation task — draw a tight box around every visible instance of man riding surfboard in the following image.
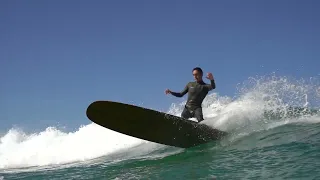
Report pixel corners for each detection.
[165,67,216,122]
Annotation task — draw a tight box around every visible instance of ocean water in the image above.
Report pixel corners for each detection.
[1,74,320,180]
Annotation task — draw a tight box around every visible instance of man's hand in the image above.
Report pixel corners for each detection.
[206,72,214,80]
[165,89,172,94]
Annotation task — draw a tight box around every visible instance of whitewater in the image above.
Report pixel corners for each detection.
[1,74,320,179]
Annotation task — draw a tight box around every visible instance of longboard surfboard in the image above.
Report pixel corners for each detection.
[86,100,228,148]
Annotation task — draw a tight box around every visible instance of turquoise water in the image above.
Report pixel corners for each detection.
[1,122,319,179]
[1,75,320,179]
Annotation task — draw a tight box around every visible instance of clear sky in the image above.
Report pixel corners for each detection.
[1,0,319,131]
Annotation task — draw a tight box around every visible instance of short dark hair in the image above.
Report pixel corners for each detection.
[192,67,203,75]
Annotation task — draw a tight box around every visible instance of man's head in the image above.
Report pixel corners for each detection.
[192,67,203,82]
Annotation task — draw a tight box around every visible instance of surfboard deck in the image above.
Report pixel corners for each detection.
[86,100,228,148]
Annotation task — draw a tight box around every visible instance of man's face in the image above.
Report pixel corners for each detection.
[192,70,202,82]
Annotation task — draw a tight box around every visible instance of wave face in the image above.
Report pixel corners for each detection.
[0,74,319,179]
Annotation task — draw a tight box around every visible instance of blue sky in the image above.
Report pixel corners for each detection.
[1,0,319,132]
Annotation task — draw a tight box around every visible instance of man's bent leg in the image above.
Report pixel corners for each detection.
[181,106,192,120]
[194,108,204,122]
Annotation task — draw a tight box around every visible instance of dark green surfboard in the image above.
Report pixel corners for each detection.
[86,100,228,148]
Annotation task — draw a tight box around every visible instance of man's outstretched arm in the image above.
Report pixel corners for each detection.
[206,79,216,90]
[205,73,216,90]
[165,84,189,97]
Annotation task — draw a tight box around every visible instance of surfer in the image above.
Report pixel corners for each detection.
[165,67,216,122]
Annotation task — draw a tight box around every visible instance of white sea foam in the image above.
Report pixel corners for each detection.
[0,123,144,169]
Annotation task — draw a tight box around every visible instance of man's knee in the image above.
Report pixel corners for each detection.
[194,108,204,122]
[181,107,191,119]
